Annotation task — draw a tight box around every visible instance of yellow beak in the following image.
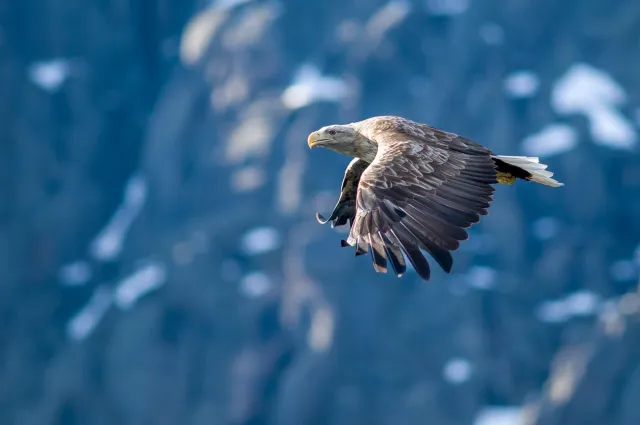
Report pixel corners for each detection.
[307,132,318,149]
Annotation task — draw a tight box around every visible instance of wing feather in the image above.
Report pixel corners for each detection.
[368,241,388,273]
[397,219,454,272]
[380,232,407,277]
[388,228,431,281]
[348,118,498,280]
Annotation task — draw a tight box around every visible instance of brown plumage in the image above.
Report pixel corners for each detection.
[308,116,563,281]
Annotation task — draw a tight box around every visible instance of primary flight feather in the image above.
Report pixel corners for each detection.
[308,115,563,281]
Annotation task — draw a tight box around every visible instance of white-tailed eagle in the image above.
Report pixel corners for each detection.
[308,116,563,281]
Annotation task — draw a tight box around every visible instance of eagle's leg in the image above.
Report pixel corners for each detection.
[496,171,516,185]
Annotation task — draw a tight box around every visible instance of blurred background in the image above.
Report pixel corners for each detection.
[2,0,640,424]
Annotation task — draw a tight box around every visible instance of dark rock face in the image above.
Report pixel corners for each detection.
[1,1,640,424]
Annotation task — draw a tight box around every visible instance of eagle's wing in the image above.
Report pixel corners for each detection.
[316,157,370,228]
[316,157,409,274]
[349,124,498,281]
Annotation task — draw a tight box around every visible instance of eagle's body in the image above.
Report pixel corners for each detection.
[308,116,563,281]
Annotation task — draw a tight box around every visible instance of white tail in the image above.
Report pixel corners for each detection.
[492,155,564,187]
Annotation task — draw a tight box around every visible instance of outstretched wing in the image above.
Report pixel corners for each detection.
[348,122,498,281]
[316,157,369,228]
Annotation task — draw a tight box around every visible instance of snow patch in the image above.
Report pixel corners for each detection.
[552,63,636,149]
[241,226,281,255]
[565,291,601,317]
[553,63,626,113]
[537,299,571,324]
[443,357,473,384]
[67,286,112,342]
[308,307,334,352]
[58,261,92,286]
[467,266,496,290]
[90,174,147,261]
[536,290,602,324]
[589,107,637,149]
[28,59,71,92]
[474,406,524,425]
[522,124,578,157]
[282,64,350,110]
[114,262,167,310]
[366,1,412,41]
[240,272,271,298]
[504,71,540,98]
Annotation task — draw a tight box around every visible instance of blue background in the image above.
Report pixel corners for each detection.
[2,0,640,424]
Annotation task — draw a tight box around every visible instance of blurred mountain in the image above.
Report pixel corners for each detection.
[1,0,640,424]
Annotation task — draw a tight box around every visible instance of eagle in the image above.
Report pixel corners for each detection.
[307,116,563,281]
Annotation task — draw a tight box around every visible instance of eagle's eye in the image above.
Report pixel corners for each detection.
[328,129,336,136]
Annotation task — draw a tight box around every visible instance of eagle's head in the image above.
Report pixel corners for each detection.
[307,124,376,161]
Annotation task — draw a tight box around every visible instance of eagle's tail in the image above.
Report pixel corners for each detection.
[491,155,564,187]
